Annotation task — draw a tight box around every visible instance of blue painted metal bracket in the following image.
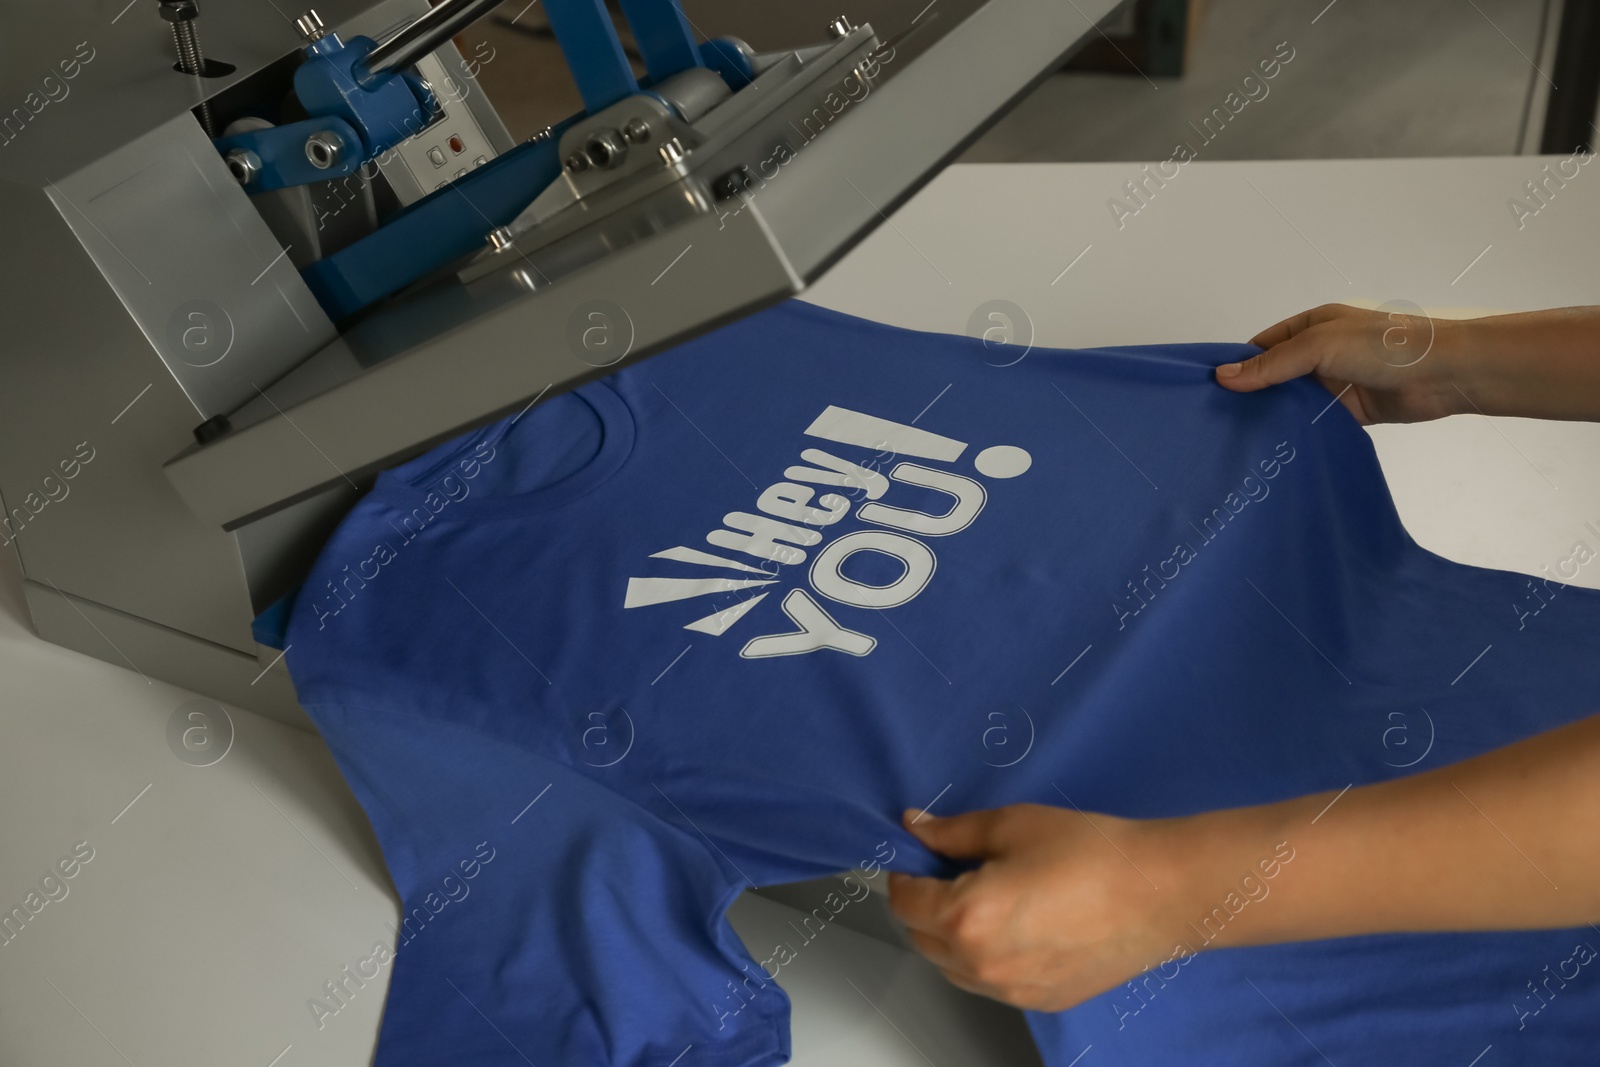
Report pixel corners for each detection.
[544,0,640,113]
[295,33,436,151]
[618,0,702,82]
[215,115,367,191]
[300,121,574,321]
[212,31,436,191]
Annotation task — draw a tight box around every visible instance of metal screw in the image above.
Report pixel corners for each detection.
[658,137,686,165]
[529,125,554,144]
[160,2,203,69]
[304,129,346,169]
[564,152,590,173]
[622,118,651,144]
[486,226,515,252]
[224,148,262,185]
[827,16,854,38]
[584,128,628,169]
[294,9,327,42]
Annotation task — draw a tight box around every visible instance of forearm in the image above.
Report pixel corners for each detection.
[1198,712,1600,946]
[1443,307,1600,421]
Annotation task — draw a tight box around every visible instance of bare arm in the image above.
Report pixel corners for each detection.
[887,714,1600,1013]
[1221,712,1600,942]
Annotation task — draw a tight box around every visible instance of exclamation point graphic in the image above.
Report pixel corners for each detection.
[803,406,1032,478]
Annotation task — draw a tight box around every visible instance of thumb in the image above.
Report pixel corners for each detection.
[903,807,1007,861]
[1214,335,1324,394]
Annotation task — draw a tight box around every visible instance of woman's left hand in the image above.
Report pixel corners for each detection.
[885,802,1248,1012]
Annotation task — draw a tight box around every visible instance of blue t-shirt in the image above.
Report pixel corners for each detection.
[285,299,1600,1066]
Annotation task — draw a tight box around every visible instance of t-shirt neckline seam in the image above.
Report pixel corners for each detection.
[367,378,635,519]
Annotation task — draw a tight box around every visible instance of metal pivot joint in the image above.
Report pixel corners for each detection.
[303,129,346,169]
[585,128,629,168]
[224,148,262,185]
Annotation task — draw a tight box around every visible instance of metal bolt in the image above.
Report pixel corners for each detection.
[294,9,327,42]
[159,0,216,135]
[564,152,590,173]
[658,137,686,165]
[304,129,346,169]
[158,0,200,24]
[622,118,651,144]
[486,226,515,252]
[827,16,853,38]
[584,128,628,169]
[224,148,262,185]
[160,0,203,69]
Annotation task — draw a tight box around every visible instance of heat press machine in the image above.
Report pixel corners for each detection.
[0,0,1119,727]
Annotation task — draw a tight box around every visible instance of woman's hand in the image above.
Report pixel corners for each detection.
[884,803,1279,1012]
[886,715,1600,1013]
[1215,303,1466,425]
[1219,302,1600,423]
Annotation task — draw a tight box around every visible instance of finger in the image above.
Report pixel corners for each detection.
[1215,331,1327,393]
[937,966,1047,1009]
[1247,307,1315,350]
[1247,303,1344,349]
[937,965,997,1001]
[886,870,960,932]
[902,806,1009,861]
[903,927,961,971]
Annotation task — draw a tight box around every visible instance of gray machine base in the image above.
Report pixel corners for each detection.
[22,579,310,731]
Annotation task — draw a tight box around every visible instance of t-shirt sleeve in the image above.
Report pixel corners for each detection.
[303,700,791,1067]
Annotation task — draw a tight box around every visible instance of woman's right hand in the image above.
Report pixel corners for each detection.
[1214,303,1467,426]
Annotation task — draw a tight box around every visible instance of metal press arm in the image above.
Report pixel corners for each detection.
[360,0,505,79]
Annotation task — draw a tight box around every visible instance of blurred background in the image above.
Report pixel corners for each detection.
[461,0,1577,164]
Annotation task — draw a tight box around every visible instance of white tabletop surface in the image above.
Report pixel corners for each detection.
[3,156,1598,1067]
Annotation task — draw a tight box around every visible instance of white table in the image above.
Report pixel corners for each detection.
[3,157,1598,1067]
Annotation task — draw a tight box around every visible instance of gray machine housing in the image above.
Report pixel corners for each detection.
[0,0,1117,729]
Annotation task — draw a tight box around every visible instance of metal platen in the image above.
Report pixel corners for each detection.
[0,0,1118,725]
